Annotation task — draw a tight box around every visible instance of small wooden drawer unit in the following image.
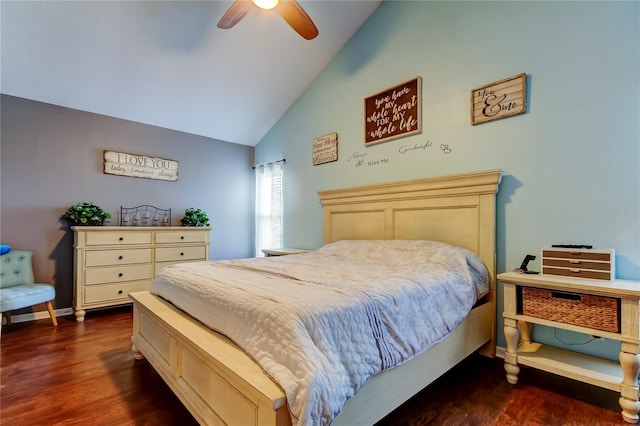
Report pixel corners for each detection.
[73,226,210,322]
[541,247,615,281]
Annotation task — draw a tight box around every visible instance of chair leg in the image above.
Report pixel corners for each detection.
[5,311,12,326]
[45,301,58,327]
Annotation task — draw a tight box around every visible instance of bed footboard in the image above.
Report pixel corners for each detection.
[131,290,492,426]
[130,291,290,426]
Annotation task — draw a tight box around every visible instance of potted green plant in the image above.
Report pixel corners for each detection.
[60,202,112,226]
[181,208,210,227]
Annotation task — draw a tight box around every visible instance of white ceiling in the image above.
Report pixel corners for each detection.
[1,0,381,146]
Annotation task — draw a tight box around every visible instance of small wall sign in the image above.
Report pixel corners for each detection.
[312,132,338,166]
[364,77,421,146]
[471,73,526,125]
[103,150,178,181]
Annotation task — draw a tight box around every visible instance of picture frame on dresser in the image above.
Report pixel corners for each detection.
[72,226,210,322]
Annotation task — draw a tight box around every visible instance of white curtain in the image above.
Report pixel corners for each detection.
[255,161,283,256]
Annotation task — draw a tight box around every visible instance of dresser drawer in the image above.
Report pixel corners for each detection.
[84,280,152,304]
[85,264,153,285]
[155,246,206,263]
[155,231,208,244]
[85,231,152,246]
[85,248,152,267]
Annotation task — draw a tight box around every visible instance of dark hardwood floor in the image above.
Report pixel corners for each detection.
[0,308,628,426]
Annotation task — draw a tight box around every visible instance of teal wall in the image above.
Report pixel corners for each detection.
[255,1,640,360]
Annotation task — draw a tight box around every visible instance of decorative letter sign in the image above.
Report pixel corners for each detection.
[364,77,421,146]
[312,132,338,166]
[471,73,526,125]
[103,150,178,181]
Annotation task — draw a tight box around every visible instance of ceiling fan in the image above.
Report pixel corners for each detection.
[217,0,319,40]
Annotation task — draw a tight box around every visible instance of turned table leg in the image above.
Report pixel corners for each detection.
[518,320,532,344]
[620,347,640,423]
[504,318,521,384]
[74,309,86,322]
[131,337,145,360]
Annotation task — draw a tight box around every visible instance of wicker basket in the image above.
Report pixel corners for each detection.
[522,287,619,333]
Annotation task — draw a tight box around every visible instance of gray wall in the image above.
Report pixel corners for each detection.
[1,94,255,311]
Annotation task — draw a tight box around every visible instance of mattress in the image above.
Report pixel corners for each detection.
[151,239,489,426]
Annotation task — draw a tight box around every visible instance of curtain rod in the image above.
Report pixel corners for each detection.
[252,158,286,170]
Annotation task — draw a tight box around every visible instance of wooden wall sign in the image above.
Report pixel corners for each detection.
[364,77,421,146]
[471,73,526,125]
[103,150,178,181]
[312,132,338,166]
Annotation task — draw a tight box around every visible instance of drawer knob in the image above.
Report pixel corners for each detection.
[118,273,124,277]
[118,256,124,260]
[118,290,123,295]
[180,252,184,256]
[180,236,184,240]
[119,237,124,241]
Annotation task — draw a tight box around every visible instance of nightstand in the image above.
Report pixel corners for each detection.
[499,271,640,423]
[262,248,310,257]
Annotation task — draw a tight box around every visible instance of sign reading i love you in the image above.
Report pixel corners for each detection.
[103,150,179,181]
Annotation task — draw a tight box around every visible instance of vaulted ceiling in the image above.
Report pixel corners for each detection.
[1,1,381,146]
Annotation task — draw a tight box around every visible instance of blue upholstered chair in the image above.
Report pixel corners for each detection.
[0,250,58,331]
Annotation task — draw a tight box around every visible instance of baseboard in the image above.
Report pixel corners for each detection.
[495,345,505,359]
[1,307,73,325]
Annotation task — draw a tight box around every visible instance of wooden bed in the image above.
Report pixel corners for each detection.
[130,168,502,426]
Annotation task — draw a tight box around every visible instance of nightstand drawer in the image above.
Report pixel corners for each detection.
[85,280,152,304]
[155,246,206,262]
[155,231,208,244]
[542,258,611,271]
[522,287,620,333]
[540,267,612,281]
[541,249,612,262]
[85,231,152,246]
[85,248,152,267]
[85,264,153,285]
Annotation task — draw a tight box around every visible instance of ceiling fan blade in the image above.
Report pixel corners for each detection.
[217,1,253,29]
[277,1,318,40]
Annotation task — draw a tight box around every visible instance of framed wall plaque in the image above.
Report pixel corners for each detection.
[312,132,338,166]
[471,73,526,125]
[364,77,421,146]
[104,150,178,181]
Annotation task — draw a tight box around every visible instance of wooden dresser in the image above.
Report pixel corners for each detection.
[72,226,210,322]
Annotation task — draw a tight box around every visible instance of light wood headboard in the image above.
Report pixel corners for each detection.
[318,169,502,354]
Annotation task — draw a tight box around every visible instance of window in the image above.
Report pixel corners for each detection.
[255,160,284,256]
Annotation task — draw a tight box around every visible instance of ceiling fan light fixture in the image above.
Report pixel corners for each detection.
[252,0,279,10]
